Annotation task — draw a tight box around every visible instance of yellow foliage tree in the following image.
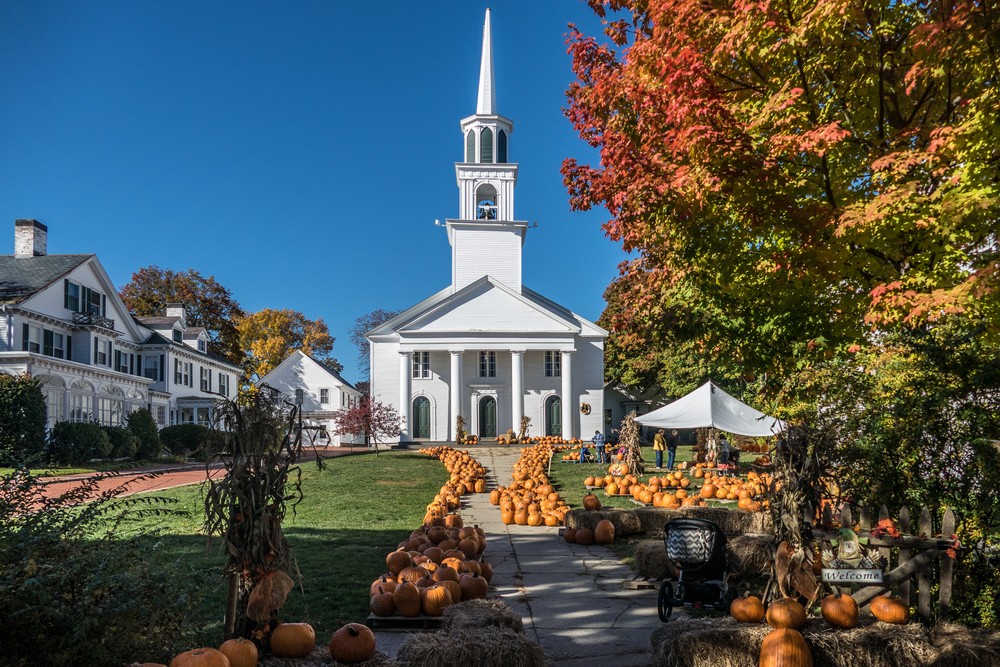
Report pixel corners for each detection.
[236,308,338,381]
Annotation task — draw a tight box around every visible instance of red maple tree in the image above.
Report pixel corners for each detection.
[331,396,401,456]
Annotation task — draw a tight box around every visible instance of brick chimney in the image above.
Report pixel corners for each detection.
[14,219,47,257]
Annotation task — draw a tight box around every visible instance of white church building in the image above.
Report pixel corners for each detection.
[367,10,607,444]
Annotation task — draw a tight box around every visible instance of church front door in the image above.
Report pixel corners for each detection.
[413,396,431,439]
[546,396,562,436]
[479,396,497,438]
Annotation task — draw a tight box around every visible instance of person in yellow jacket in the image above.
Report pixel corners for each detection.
[653,429,666,469]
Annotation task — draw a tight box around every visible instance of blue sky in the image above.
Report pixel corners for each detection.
[0,1,627,382]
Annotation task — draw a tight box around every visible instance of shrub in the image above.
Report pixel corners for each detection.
[0,374,47,466]
[159,423,225,460]
[0,469,204,665]
[47,421,112,465]
[126,407,161,460]
[103,426,139,459]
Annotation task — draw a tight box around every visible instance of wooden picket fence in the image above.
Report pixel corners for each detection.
[806,503,958,622]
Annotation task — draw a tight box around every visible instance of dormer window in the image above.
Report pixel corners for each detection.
[198,339,206,352]
[173,329,182,343]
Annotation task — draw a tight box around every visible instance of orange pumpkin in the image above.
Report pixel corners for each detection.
[169,649,229,667]
[421,583,454,616]
[870,594,909,624]
[328,623,376,664]
[759,627,813,667]
[218,638,257,667]
[594,519,615,545]
[766,598,808,630]
[270,622,316,659]
[821,592,859,629]
[730,595,765,623]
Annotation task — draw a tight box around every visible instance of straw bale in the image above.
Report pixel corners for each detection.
[396,626,547,667]
[927,622,1000,667]
[565,508,643,536]
[634,540,676,580]
[260,645,393,667]
[443,598,525,633]
[727,534,774,578]
[627,507,773,537]
[649,616,964,667]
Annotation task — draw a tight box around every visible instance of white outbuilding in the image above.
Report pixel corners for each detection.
[367,10,607,444]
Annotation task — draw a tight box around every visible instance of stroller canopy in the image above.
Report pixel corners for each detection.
[635,381,785,437]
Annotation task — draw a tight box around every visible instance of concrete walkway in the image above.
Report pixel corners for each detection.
[375,445,665,666]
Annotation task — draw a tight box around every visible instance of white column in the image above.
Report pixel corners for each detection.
[561,351,574,439]
[399,352,412,440]
[450,351,463,440]
[510,350,524,435]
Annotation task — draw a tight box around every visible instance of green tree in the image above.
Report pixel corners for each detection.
[120,266,246,364]
[126,407,161,460]
[0,374,46,466]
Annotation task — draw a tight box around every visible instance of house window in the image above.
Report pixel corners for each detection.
[412,351,430,379]
[320,388,330,404]
[144,356,160,381]
[294,388,304,405]
[218,374,230,397]
[478,351,496,378]
[64,280,80,311]
[173,329,182,343]
[545,351,561,377]
[114,350,130,373]
[93,338,110,366]
[87,288,104,316]
[22,324,41,353]
[69,393,93,423]
[174,359,182,384]
[200,367,212,392]
[155,405,167,426]
[198,339,206,352]
[183,362,192,387]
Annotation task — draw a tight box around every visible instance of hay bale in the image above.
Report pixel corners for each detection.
[927,622,1000,667]
[633,507,677,535]
[443,598,524,633]
[727,534,774,578]
[565,508,643,536]
[260,645,394,667]
[651,616,950,667]
[396,626,547,667]
[628,507,773,537]
[634,540,676,580]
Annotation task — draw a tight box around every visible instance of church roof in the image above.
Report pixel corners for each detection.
[0,254,92,304]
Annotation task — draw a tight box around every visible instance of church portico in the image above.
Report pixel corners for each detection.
[367,10,606,446]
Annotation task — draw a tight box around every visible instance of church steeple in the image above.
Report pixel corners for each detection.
[476,9,496,115]
[447,9,528,294]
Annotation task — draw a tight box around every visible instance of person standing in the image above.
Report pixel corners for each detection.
[592,430,606,463]
[666,429,680,470]
[653,429,666,469]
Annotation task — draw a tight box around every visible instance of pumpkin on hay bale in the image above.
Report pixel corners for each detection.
[396,626,546,667]
[442,598,525,633]
[649,616,970,667]
[564,508,642,536]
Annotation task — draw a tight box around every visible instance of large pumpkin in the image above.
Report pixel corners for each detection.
[870,594,909,624]
[393,581,422,617]
[821,592,859,629]
[759,628,813,667]
[169,648,230,667]
[270,622,316,658]
[218,638,257,667]
[328,623,376,664]
[459,572,489,600]
[730,595,766,623]
[370,585,396,617]
[421,583,454,616]
[386,550,411,575]
[574,527,595,545]
[766,598,807,629]
[563,527,577,543]
[594,519,615,545]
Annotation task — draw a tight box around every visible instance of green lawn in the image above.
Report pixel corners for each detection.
[118,451,449,648]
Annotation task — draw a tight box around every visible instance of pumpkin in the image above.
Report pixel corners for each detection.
[574,527,595,545]
[766,598,807,629]
[328,623,376,664]
[821,592,859,629]
[169,648,229,667]
[386,550,411,575]
[582,494,602,510]
[594,519,615,545]
[370,585,396,617]
[270,622,316,659]
[421,583,454,616]
[458,538,479,559]
[759,627,813,667]
[397,565,429,584]
[432,565,460,582]
[460,572,489,600]
[870,594,909,624]
[437,578,463,603]
[479,561,494,583]
[370,575,397,597]
[393,581,422,617]
[730,595,766,623]
[218,638,257,667]
[563,527,577,543]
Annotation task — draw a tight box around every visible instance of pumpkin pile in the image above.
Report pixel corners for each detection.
[372,519,493,618]
[418,447,489,524]
[490,444,570,526]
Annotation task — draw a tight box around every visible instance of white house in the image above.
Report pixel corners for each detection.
[0,219,242,429]
[367,10,608,444]
[257,350,364,446]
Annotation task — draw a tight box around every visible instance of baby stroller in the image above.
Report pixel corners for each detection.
[657,518,733,621]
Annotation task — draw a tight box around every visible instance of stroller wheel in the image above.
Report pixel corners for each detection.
[657,580,675,622]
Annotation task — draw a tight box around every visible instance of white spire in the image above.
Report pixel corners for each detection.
[476,8,496,115]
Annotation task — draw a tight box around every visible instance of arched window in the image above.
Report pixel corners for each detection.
[480,127,493,163]
[475,184,498,220]
[497,130,507,163]
[466,130,476,163]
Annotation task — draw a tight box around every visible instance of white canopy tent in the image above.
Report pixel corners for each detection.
[635,381,785,437]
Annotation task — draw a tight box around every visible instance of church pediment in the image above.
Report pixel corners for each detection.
[397,277,580,335]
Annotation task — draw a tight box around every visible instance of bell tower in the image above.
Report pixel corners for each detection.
[446,9,529,294]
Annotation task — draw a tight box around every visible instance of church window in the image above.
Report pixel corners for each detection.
[497,130,507,163]
[544,351,561,377]
[466,130,476,162]
[478,351,496,378]
[412,351,430,379]
[480,127,493,163]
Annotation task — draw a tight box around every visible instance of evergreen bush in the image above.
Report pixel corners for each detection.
[102,425,139,459]
[0,374,47,465]
[47,421,112,465]
[126,407,161,460]
[159,423,224,460]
